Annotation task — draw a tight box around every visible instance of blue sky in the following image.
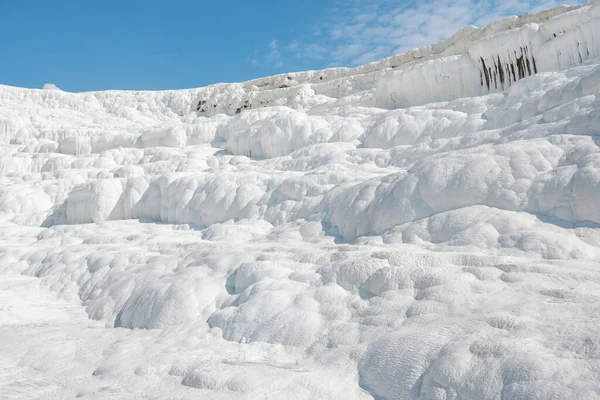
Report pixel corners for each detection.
[0,0,586,92]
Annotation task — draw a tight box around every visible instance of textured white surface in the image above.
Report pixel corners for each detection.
[2,3,600,399]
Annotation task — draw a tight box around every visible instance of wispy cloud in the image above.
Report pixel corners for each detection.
[255,0,586,70]
[251,39,284,69]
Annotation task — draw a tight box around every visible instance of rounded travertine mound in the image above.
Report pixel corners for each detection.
[2,3,600,399]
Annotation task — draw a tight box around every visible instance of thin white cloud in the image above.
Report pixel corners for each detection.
[264,0,586,69]
[252,39,284,69]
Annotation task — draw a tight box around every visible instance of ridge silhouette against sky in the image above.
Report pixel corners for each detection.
[0,0,586,92]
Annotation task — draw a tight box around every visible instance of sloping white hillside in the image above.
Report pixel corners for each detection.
[2,2,600,399]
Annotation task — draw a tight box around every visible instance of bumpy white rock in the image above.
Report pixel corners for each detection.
[2,2,600,399]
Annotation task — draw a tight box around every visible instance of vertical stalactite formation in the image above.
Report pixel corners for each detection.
[497,56,505,87]
[478,45,539,92]
[480,57,491,90]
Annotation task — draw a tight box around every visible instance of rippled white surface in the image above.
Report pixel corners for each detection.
[2,3,600,399]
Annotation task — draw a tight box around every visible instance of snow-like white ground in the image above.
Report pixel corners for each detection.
[2,2,600,399]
